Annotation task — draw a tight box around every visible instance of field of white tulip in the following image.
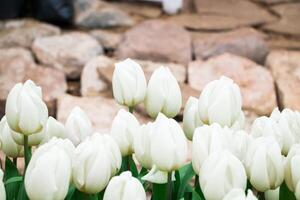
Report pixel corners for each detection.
[0,58,299,200]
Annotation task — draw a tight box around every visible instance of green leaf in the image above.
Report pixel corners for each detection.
[4,157,19,181]
[5,176,22,200]
[174,170,181,199]
[152,183,168,200]
[185,185,204,200]
[5,176,22,185]
[176,163,195,200]
[138,167,148,185]
[72,189,99,200]
[128,156,138,178]
[65,184,76,200]
[17,181,29,200]
[280,182,296,200]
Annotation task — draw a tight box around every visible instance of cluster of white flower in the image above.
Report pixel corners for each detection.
[0,58,300,200]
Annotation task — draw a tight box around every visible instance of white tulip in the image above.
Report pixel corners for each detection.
[0,169,5,200]
[65,106,93,146]
[229,130,252,164]
[150,113,187,171]
[192,123,231,175]
[11,128,44,146]
[250,116,283,150]
[162,0,182,14]
[5,80,48,135]
[271,108,300,155]
[200,151,247,200]
[198,76,244,130]
[25,138,74,200]
[40,117,66,144]
[183,97,202,140]
[265,188,279,200]
[104,171,146,200]
[245,137,284,192]
[112,58,147,107]
[284,144,300,199]
[142,165,175,184]
[0,116,23,158]
[72,133,122,194]
[111,109,140,156]
[145,67,182,118]
[223,189,257,200]
[134,122,154,169]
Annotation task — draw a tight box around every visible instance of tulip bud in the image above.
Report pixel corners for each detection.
[265,188,279,200]
[40,117,66,144]
[245,137,284,192]
[0,169,5,200]
[65,106,93,146]
[200,151,247,200]
[134,122,154,169]
[250,116,283,150]
[198,76,244,129]
[111,109,140,156]
[112,58,147,107]
[25,138,74,200]
[5,80,48,135]
[150,113,187,171]
[271,108,300,155]
[0,116,23,158]
[103,171,146,200]
[72,133,122,194]
[192,123,231,175]
[142,165,174,184]
[284,144,300,199]
[145,67,182,118]
[11,128,44,146]
[223,189,257,200]
[183,97,202,140]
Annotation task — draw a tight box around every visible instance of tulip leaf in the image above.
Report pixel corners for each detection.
[185,185,204,200]
[5,176,22,200]
[65,184,76,200]
[128,155,138,178]
[4,157,19,181]
[174,170,181,199]
[152,183,168,200]
[72,189,99,200]
[176,163,195,200]
[5,176,22,185]
[17,181,29,200]
[279,182,296,200]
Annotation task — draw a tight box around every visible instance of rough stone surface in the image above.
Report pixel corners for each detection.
[254,0,295,3]
[90,29,122,50]
[32,32,103,79]
[116,20,192,65]
[81,56,114,97]
[192,28,269,63]
[0,19,60,48]
[194,0,277,26]
[188,54,277,115]
[266,50,300,110]
[262,3,300,36]
[267,35,300,50]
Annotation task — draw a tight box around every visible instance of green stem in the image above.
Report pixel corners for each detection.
[128,106,134,114]
[126,155,130,171]
[167,172,172,200]
[23,135,30,173]
[13,158,17,166]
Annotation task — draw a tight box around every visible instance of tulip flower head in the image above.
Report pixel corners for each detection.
[40,116,66,144]
[223,188,257,200]
[183,97,202,140]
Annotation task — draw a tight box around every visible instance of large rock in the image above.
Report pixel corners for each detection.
[266,50,300,110]
[254,0,295,3]
[194,0,277,26]
[0,19,60,48]
[0,48,67,117]
[116,20,192,65]
[74,0,134,28]
[267,35,300,50]
[262,3,300,36]
[188,54,277,115]
[90,29,122,50]
[32,32,103,79]
[192,28,269,63]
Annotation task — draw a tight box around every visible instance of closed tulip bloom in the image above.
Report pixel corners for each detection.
[250,116,283,150]
[245,137,284,192]
[264,188,279,200]
[0,116,23,158]
[198,76,244,130]
[11,128,44,146]
[223,189,257,200]
[229,130,252,164]
[284,144,300,199]
[150,113,187,171]
[111,109,140,156]
[40,117,66,144]
[72,133,121,194]
[112,58,147,107]
[25,138,74,200]
[271,108,300,155]
[134,122,154,169]
[5,80,48,135]
[183,97,202,140]
[145,67,182,118]
[104,171,146,200]
[65,106,93,146]
[0,169,5,200]
[192,123,231,175]
[200,151,247,200]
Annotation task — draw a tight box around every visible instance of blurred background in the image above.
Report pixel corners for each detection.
[0,0,299,134]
